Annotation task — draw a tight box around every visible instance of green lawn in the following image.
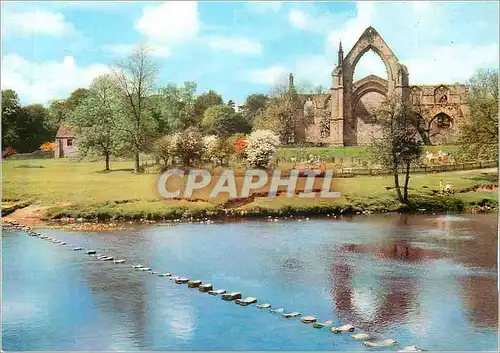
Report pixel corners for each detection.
[277,145,461,162]
[2,158,497,221]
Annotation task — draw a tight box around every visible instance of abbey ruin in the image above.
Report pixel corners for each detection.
[292,26,468,146]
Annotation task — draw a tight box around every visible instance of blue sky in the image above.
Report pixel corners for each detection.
[1,1,499,106]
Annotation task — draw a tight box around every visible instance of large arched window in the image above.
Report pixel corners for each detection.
[434,85,449,104]
[434,112,453,129]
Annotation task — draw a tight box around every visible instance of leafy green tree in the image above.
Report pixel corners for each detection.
[371,95,423,203]
[47,88,89,132]
[201,105,250,137]
[253,84,299,144]
[153,81,197,133]
[70,75,122,171]
[458,69,498,160]
[194,90,223,121]
[239,93,269,125]
[19,104,53,152]
[1,89,22,150]
[113,44,158,173]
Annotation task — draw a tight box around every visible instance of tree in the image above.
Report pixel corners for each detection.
[458,69,498,160]
[246,129,280,168]
[371,95,423,204]
[47,88,89,132]
[19,104,53,152]
[194,90,223,121]
[153,81,197,133]
[70,74,122,171]
[153,135,173,166]
[253,84,299,144]
[239,93,269,125]
[1,89,22,150]
[113,44,158,173]
[201,105,250,137]
[171,127,204,166]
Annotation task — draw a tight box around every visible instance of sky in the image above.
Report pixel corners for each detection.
[1,1,499,106]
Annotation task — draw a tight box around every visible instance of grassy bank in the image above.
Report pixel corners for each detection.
[2,159,497,222]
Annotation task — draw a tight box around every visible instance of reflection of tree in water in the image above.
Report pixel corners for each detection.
[330,240,440,332]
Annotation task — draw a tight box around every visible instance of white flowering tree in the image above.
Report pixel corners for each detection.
[246,129,280,168]
[171,127,204,166]
[202,135,219,163]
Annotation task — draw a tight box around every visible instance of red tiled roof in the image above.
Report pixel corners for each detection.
[55,124,75,138]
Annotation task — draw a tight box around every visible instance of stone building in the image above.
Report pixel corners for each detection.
[54,123,77,158]
[293,26,469,146]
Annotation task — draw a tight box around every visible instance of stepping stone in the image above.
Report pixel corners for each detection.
[222,292,242,301]
[199,283,213,292]
[313,322,325,328]
[188,280,202,288]
[352,333,370,340]
[158,273,172,277]
[235,297,257,306]
[257,303,271,309]
[102,256,114,261]
[397,346,425,352]
[208,289,226,296]
[269,308,284,313]
[73,247,83,251]
[59,242,67,245]
[113,259,125,264]
[133,264,143,268]
[283,312,301,318]
[175,277,189,284]
[363,339,398,348]
[150,271,160,274]
[140,267,151,271]
[331,324,355,333]
[300,316,317,323]
[86,250,97,254]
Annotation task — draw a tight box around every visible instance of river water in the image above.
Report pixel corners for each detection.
[2,214,498,351]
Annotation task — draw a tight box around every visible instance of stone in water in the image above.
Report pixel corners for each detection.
[208,289,226,296]
[283,312,301,318]
[300,316,317,323]
[269,308,284,313]
[257,303,271,309]
[352,333,370,340]
[331,324,355,333]
[188,280,202,288]
[133,264,143,268]
[199,283,213,292]
[222,292,242,301]
[73,247,83,251]
[175,277,189,284]
[113,259,125,264]
[398,346,425,352]
[86,250,96,255]
[363,339,398,348]
[235,297,257,306]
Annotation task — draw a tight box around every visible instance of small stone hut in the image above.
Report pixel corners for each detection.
[55,124,77,158]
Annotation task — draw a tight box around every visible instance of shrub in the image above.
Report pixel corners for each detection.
[171,127,204,166]
[246,129,280,168]
[153,135,173,165]
[40,142,56,152]
[2,147,17,158]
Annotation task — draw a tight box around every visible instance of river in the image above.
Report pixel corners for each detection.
[2,213,498,351]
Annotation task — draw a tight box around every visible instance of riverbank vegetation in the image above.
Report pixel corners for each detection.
[2,158,497,222]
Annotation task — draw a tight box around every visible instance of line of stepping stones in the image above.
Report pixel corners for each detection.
[3,220,425,352]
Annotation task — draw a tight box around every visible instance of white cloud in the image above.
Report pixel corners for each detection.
[2,8,75,36]
[242,64,288,85]
[207,36,263,55]
[135,1,199,44]
[289,9,307,29]
[324,1,499,83]
[1,54,109,105]
[403,43,499,84]
[247,1,283,13]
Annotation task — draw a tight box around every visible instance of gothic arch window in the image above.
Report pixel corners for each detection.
[303,97,315,122]
[434,112,453,129]
[434,85,449,104]
[410,87,422,105]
